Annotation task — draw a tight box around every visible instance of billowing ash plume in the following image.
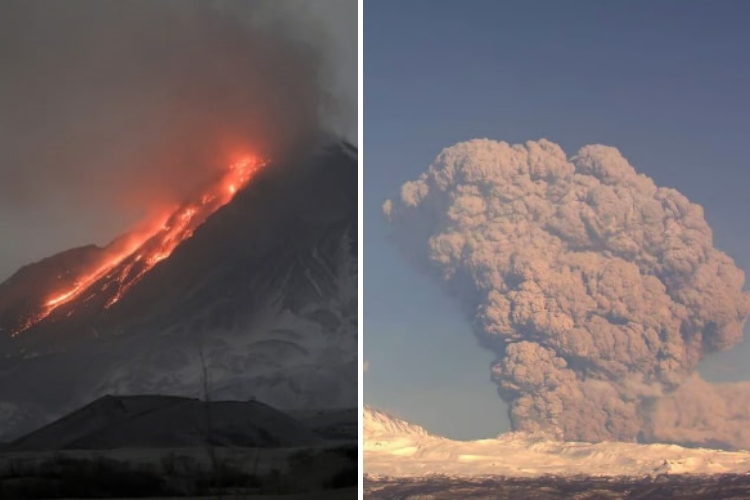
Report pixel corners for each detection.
[384,139,750,446]
[649,375,750,449]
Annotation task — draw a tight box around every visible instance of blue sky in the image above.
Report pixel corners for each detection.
[364,0,750,440]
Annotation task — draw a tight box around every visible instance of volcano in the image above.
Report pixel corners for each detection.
[0,139,358,441]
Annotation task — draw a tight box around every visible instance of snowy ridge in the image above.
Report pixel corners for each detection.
[365,406,436,443]
[364,407,750,478]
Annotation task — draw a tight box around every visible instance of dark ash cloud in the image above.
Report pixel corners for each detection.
[0,0,355,279]
[384,138,750,448]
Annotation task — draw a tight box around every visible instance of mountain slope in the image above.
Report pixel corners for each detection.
[364,406,436,446]
[0,140,357,441]
[364,406,750,477]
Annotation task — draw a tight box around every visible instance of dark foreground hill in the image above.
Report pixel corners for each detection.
[0,395,357,498]
[7,395,322,451]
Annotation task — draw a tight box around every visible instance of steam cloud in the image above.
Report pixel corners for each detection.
[0,0,355,278]
[384,139,750,448]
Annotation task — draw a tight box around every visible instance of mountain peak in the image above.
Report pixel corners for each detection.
[364,406,436,444]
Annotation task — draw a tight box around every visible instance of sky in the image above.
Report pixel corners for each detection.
[364,0,750,440]
[0,0,357,283]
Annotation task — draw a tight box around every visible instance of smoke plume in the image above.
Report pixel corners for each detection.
[384,138,750,447]
[0,0,355,278]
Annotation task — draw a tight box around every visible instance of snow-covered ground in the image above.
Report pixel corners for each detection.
[364,406,750,477]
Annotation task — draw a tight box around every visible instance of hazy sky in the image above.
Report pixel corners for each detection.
[365,0,750,440]
[0,0,356,282]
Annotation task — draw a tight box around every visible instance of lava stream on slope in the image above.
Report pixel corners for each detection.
[13,155,267,336]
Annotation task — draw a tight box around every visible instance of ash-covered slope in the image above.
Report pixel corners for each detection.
[364,407,750,478]
[0,141,357,441]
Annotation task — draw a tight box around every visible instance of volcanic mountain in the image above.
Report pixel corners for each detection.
[0,140,357,441]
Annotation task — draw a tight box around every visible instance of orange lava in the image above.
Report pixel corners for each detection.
[13,155,267,336]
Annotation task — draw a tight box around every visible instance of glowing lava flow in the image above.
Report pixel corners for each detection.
[13,156,267,336]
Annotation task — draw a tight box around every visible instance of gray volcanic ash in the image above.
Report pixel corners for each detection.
[383,138,750,448]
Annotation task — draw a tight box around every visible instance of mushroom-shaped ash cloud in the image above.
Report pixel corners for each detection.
[384,138,750,446]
